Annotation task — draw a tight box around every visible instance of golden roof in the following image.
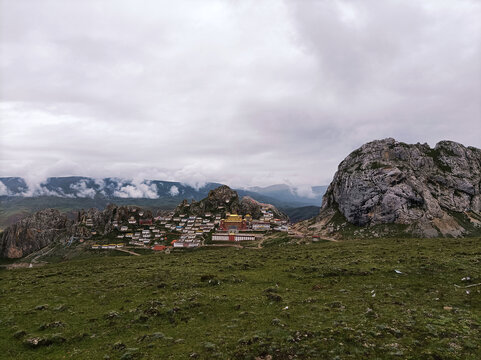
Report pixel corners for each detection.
[225,214,243,222]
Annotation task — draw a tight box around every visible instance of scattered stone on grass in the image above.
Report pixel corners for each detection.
[204,342,217,351]
[266,293,282,302]
[13,330,27,339]
[105,311,120,319]
[39,321,65,330]
[112,340,126,350]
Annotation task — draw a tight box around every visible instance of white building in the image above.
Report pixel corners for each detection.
[252,222,271,231]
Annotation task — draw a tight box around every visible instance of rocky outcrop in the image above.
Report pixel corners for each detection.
[312,138,481,238]
[175,185,287,220]
[0,209,72,258]
[0,204,155,258]
[175,185,240,216]
[240,196,286,220]
[77,204,153,235]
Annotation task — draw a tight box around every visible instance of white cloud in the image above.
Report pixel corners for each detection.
[113,180,159,199]
[19,177,63,197]
[169,185,179,196]
[291,185,317,199]
[0,181,10,196]
[70,180,96,198]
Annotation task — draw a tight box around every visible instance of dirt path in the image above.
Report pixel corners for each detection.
[116,248,141,256]
[290,229,340,243]
[20,244,56,265]
[256,237,268,249]
[317,237,339,242]
[204,243,243,249]
[31,246,56,263]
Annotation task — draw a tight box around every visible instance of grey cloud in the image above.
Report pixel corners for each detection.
[1,0,479,189]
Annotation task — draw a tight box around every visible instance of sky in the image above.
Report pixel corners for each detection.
[1,0,480,190]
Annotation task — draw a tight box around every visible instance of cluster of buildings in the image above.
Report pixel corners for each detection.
[86,204,289,251]
[212,209,288,242]
[91,243,124,250]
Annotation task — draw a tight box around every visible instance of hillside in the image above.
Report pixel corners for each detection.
[282,206,321,223]
[175,185,287,220]
[1,237,480,359]
[248,184,327,207]
[301,138,481,238]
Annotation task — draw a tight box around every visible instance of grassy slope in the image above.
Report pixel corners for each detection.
[281,206,321,223]
[0,237,480,359]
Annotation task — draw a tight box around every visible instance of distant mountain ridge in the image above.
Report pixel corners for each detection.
[247,184,327,207]
[0,177,222,200]
[0,177,326,207]
[0,177,327,229]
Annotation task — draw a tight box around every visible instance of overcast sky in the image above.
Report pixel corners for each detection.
[1,0,480,190]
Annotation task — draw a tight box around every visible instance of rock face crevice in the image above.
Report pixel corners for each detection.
[0,209,72,258]
[318,138,481,237]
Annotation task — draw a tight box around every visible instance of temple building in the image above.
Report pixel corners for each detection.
[220,214,246,231]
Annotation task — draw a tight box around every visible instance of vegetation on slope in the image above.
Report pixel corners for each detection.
[281,206,321,223]
[0,237,480,359]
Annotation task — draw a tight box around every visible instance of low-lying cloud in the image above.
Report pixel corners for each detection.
[70,180,96,198]
[169,185,180,197]
[112,180,159,199]
[0,181,10,196]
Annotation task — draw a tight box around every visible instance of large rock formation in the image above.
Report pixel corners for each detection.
[175,185,287,220]
[310,138,481,238]
[0,209,73,258]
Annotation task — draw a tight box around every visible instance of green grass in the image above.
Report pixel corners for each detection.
[328,208,412,238]
[29,244,133,264]
[0,237,480,359]
[447,211,481,237]
[424,148,452,173]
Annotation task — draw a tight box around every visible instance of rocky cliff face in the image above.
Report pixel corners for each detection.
[311,138,481,238]
[0,204,155,259]
[0,209,73,258]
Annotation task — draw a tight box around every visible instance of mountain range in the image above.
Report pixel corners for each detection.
[0,177,326,229]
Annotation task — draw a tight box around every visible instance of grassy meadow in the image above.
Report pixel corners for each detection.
[0,237,480,359]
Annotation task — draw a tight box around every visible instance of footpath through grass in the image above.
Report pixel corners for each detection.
[0,237,480,359]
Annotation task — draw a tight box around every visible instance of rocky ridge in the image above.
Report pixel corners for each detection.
[305,138,481,238]
[174,185,287,220]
